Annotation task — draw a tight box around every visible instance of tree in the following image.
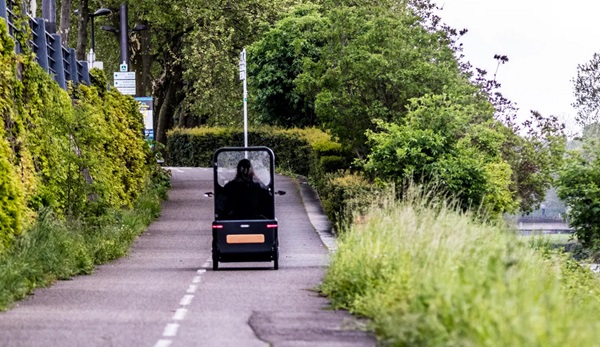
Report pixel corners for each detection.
[63,0,295,144]
[247,0,564,213]
[75,0,90,60]
[363,94,517,215]
[247,4,327,127]
[295,4,477,156]
[557,141,600,248]
[59,0,72,45]
[132,0,292,142]
[572,52,600,127]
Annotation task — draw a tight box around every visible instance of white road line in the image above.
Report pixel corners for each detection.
[156,259,210,345]
[154,339,172,347]
[180,294,194,306]
[163,323,180,337]
[172,168,184,173]
[172,308,188,321]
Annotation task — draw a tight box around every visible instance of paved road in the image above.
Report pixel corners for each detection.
[0,168,374,347]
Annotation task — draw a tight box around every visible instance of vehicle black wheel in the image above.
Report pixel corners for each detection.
[273,247,279,270]
[212,250,219,271]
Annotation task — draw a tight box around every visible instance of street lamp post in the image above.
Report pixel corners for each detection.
[88,8,111,68]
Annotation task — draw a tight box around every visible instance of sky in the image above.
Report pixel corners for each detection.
[437,0,600,135]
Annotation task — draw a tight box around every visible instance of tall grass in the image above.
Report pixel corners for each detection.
[321,192,600,346]
[0,182,168,311]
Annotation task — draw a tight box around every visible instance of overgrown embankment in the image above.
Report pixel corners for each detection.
[0,19,170,310]
[321,192,600,346]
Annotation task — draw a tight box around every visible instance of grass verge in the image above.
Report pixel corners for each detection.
[321,195,600,346]
[0,180,169,311]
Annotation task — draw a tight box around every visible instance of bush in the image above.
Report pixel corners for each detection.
[318,171,391,233]
[0,178,169,311]
[166,126,346,177]
[557,142,600,249]
[0,17,156,252]
[0,16,167,309]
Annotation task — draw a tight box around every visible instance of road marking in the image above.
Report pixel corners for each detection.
[156,265,208,346]
[154,339,172,347]
[173,308,188,321]
[172,168,184,173]
[180,294,194,306]
[163,323,180,337]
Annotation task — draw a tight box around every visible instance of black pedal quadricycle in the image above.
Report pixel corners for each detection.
[208,147,285,270]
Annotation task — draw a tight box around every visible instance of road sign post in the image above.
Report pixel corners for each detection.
[239,48,248,148]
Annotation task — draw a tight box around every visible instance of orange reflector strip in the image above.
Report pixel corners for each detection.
[226,234,265,244]
[266,224,278,228]
[212,225,223,229]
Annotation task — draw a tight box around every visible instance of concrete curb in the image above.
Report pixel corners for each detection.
[295,176,338,253]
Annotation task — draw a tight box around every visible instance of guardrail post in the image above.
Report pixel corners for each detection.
[50,33,65,89]
[1,1,7,26]
[33,18,49,71]
[79,61,90,85]
[68,47,78,84]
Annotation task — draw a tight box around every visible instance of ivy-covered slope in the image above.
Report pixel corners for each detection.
[0,19,154,254]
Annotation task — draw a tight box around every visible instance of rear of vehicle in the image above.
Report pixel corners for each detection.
[211,147,280,270]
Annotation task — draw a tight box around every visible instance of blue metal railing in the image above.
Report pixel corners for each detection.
[1,0,89,89]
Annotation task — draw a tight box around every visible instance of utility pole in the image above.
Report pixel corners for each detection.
[42,0,56,33]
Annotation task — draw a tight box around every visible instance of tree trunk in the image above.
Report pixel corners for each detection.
[76,0,89,60]
[130,25,153,97]
[156,78,176,145]
[59,0,71,46]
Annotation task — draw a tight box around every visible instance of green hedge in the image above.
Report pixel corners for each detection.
[167,126,393,233]
[0,16,158,253]
[167,127,347,177]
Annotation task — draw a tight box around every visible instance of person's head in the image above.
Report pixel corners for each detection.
[235,158,255,181]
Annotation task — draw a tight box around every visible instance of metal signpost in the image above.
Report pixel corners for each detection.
[239,48,248,148]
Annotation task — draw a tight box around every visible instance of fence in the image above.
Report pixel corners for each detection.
[0,0,89,89]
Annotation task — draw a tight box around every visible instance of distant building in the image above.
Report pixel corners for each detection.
[516,216,573,235]
[508,187,573,235]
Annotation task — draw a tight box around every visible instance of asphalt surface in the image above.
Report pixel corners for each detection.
[0,167,375,347]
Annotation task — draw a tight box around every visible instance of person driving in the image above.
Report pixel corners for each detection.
[222,159,270,219]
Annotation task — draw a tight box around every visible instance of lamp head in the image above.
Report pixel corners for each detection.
[92,8,112,17]
[100,25,119,33]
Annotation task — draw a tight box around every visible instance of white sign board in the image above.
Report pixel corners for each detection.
[120,63,128,72]
[239,49,246,81]
[114,72,136,80]
[114,79,136,88]
[114,71,136,96]
[116,87,136,95]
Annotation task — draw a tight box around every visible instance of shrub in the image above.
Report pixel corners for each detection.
[557,142,600,249]
[166,126,346,177]
[318,171,392,233]
[0,180,168,311]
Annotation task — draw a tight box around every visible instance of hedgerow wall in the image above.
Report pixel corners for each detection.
[167,126,386,232]
[0,19,153,253]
